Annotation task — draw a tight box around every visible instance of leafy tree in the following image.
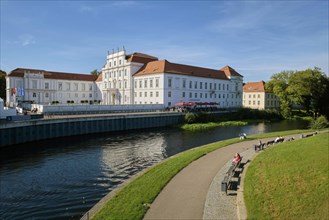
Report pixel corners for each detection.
[288,67,328,116]
[0,70,6,101]
[266,71,294,118]
[90,69,100,75]
[266,67,329,119]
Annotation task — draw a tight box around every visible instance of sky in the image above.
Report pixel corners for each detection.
[1,0,328,82]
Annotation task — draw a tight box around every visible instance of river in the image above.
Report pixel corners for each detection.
[0,120,308,219]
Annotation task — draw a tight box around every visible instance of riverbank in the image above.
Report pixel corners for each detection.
[0,111,183,147]
[84,129,316,220]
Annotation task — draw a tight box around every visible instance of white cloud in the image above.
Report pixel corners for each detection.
[19,34,36,46]
[6,34,36,46]
[111,1,136,7]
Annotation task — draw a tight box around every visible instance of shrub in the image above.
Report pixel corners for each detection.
[309,115,329,129]
[185,112,197,124]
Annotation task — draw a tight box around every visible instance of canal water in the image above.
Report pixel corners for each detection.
[0,120,308,219]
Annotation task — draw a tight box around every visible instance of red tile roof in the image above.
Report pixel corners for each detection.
[8,68,98,81]
[243,81,266,92]
[133,60,241,80]
[126,52,158,64]
[220,66,243,77]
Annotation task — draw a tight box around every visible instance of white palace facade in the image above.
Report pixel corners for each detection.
[6,49,244,108]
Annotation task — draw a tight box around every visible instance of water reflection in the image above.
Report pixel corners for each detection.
[0,120,309,219]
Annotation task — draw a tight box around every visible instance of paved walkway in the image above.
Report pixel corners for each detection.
[143,133,306,220]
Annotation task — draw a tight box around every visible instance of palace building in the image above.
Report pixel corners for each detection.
[6,49,244,108]
[243,81,280,110]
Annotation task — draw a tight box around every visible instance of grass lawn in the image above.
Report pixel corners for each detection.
[179,121,248,131]
[244,132,329,219]
[91,129,318,220]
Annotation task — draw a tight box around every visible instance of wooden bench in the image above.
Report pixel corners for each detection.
[221,157,243,195]
[254,143,266,151]
[266,140,275,146]
[302,132,318,138]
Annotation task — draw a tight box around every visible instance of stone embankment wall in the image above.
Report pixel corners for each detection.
[0,112,183,147]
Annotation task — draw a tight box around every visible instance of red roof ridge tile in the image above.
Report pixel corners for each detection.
[8,68,98,81]
[243,81,266,92]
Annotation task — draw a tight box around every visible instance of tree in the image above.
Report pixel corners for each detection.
[90,69,100,75]
[266,67,329,119]
[0,70,6,101]
[266,71,294,118]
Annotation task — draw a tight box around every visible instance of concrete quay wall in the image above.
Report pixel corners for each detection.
[0,112,183,148]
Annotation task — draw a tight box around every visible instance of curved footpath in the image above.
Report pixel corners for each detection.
[143,132,317,220]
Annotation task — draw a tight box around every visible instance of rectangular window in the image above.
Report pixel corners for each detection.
[189,81,192,89]
[82,83,85,91]
[33,93,36,97]
[182,92,185,97]
[210,83,212,90]
[168,78,172,88]
[74,83,78,91]
[156,91,159,97]
[150,79,153,88]
[135,81,137,89]
[189,92,192,98]
[205,83,208,90]
[150,92,153,97]
[89,84,93,91]
[139,80,142,88]
[66,83,70,91]
[218,83,221,90]
[32,80,37,89]
[183,79,186,89]
[139,92,142,97]
[194,81,197,89]
[144,79,148,88]
[195,93,197,98]
[58,83,63,91]
[214,83,217,90]
[45,82,49,89]
[200,93,203,98]
[145,92,147,97]
[200,82,203,89]
[168,91,171,97]
[89,93,92,98]
[156,79,159,88]
[45,93,49,98]
[227,84,229,90]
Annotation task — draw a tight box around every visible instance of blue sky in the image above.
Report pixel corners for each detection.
[1,0,328,82]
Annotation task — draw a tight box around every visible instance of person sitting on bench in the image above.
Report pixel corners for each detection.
[232,153,241,165]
